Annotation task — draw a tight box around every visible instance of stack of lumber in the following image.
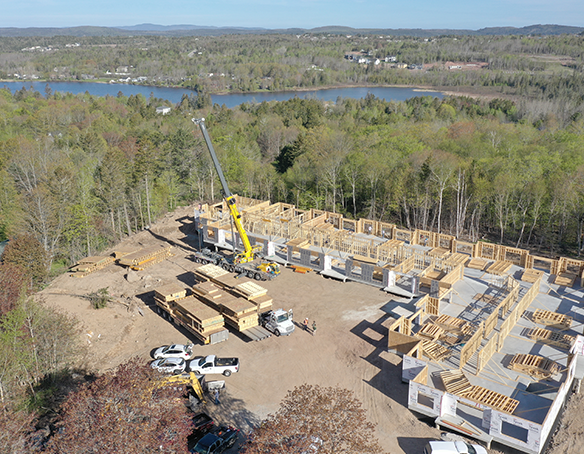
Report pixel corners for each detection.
[554,272,577,287]
[117,244,173,270]
[218,296,259,331]
[440,370,519,414]
[70,255,115,277]
[532,308,572,330]
[154,283,187,303]
[446,253,469,268]
[416,323,444,340]
[232,281,273,313]
[466,257,488,271]
[435,314,474,336]
[112,246,140,259]
[509,353,561,379]
[289,265,311,274]
[428,247,450,257]
[486,260,512,276]
[521,268,544,283]
[421,339,451,361]
[194,263,229,283]
[192,281,262,331]
[172,295,225,335]
[527,327,574,350]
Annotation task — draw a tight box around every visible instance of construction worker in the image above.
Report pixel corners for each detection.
[312,321,317,336]
[303,318,309,332]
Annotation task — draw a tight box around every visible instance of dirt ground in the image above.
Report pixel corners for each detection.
[36,205,579,454]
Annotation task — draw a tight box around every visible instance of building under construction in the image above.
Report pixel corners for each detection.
[195,196,584,454]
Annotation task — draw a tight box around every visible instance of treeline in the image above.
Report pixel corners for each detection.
[1,33,583,122]
[1,87,584,271]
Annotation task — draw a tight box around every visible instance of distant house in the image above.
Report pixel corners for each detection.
[156,106,171,115]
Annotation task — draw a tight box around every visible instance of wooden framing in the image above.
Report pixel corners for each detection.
[460,322,485,368]
[486,260,513,276]
[509,353,561,379]
[527,328,575,350]
[421,339,451,361]
[435,314,474,335]
[532,309,572,330]
[416,323,444,340]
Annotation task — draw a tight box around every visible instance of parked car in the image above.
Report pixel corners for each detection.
[191,425,239,454]
[423,440,488,454]
[188,413,215,448]
[150,357,186,374]
[153,343,194,360]
[189,355,239,377]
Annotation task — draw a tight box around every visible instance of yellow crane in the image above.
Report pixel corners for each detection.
[193,118,263,264]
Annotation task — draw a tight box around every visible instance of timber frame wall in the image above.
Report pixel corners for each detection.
[199,196,584,287]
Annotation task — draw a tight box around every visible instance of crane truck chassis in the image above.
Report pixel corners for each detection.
[189,247,279,281]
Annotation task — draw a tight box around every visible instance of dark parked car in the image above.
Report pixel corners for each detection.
[191,425,239,454]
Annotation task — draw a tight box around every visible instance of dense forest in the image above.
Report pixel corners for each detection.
[1,31,584,451]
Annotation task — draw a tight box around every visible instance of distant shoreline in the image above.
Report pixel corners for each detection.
[1,79,502,101]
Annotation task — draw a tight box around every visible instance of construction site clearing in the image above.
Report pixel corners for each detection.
[62,196,584,454]
[189,196,584,454]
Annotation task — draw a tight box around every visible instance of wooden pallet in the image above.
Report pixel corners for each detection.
[533,308,572,330]
[527,327,575,350]
[435,314,474,335]
[509,353,561,379]
[466,257,488,271]
[521,269,544,283]
[486,260,512,276]
[421,340,451,361]
[416,323,444,340]
[554,272,577,287]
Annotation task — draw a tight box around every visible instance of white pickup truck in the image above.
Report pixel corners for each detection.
[189,354,240,377]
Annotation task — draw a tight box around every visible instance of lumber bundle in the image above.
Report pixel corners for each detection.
[233,281,268,299]
[154,283,187,302]
[421,339,451,361]
[172,296,225,335]
[249,294,273,313]
[435,314,474,335]
[532,308,572,330]
[509,353,561,379]
[521,268,544,283]
[219,296,259,331]
[112,246,140,259]
[466,257,488,271]
[289,265,311,274]
[486,260,512,276]
[527,327,575,350]
[195,263,229,280]
[117,244,173,270]
[70,255,115,277]
[439,370,519,414]
[446,253,469,268]
[554,272,577,287]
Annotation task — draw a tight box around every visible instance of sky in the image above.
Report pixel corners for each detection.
[2,0,583,30]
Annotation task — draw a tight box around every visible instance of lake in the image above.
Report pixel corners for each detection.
[0,81,443,108]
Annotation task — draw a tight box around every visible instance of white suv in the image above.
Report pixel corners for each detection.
[423,440,488,454]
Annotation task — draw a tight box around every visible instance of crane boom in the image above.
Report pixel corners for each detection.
[193,118,260,264]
